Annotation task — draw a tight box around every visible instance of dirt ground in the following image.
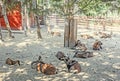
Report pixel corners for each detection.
[0,26,120,81]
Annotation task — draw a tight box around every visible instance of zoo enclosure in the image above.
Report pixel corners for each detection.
[47,14,120,32]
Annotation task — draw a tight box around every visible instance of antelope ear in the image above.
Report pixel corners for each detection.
[73,55,75,58]
[66,56,70,60]
[75,51,79,54]
[66,53,69,57]
[17,60,20,66]
[38,56,42,60]
[68,57,70,59]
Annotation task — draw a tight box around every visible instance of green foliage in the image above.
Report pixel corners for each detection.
[50,0,120,16]
[2,0,20,12]
[50,0,105,16]
[82,1,110,16]
[2,0,120,16]
[50,0,78,17]
[28,0,51,16]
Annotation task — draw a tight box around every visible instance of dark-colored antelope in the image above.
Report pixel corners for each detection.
[73,51,94,58]
[61,56,81,74]
[6,58,20,66]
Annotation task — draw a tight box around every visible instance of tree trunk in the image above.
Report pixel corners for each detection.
[64,18,70,47]
[34,0,42,39]
[1,3,13,38]
[0,2,3,41]
[0,24,3,41]
[64,18,77,47]
[26,4,31,33]
[64,0,77,47]
[46,20,51,33]
[36,16,42,39]
[4,14,12,38]
[23,4,27,36]
[69,19,77,47]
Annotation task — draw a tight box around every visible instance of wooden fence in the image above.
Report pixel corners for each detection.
[47,14,120,31]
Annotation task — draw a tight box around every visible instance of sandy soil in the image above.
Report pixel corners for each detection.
[0,26,120,81]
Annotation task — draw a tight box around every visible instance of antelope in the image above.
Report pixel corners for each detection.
[37,63,57,75]
[31,56,57,75]
[73,51,94,58]
[31,56,44,69]
[74,40,87,52]
[99,32,112,38]
[93,40,102,50]
[51,31,61,37]
[80,34,93,39]
[6,58,20,66]
[61,56,81,74]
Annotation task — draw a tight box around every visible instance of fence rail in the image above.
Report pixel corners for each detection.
[47,14,120,31]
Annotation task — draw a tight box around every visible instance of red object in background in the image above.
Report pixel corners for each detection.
[0,4,22,30]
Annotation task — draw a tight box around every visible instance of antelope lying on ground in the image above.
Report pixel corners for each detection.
[51,31,61,37]
[61,56,81,74]
[31,56,57,75]
[31,56,44,69]
[73,51,94,58]
[6,58,20,66]
[94,32,112,38]
[74,40,87,52]
[99,32,112,38]
[37,62,57,75]
[80,34,93,39]
[93,40,103,50]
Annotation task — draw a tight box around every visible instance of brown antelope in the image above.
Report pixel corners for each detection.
[73,51,94,58]
[31,56,57,75]
[94,31,112,38]
[61,56,81,74]
[99,32,112,38]
[51,31,61,37]
[74,40,87,52]
[6,58,20,66]
[37,63,57,75]
[80,34,93,39]
[93,40,102,50]
[74,40,81,47]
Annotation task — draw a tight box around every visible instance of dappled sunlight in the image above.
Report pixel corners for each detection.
[16,42,29,48]
[0,26,120,80]
[4,42,15,47]
[80,62,90,67]
[93,52,101,56]
[82,74,90,79]
[117,56,120,58]
[44,46,50,49]
[105,52,120,59]
[102,62,111,65]
[112,63,120,69]
[102,71,117,78]
[24,60,32,65]
[108,54,115,58]
[26,80,32,81]
[15,68,25,73]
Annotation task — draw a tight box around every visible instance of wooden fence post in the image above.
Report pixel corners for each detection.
[69,19,77,47]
